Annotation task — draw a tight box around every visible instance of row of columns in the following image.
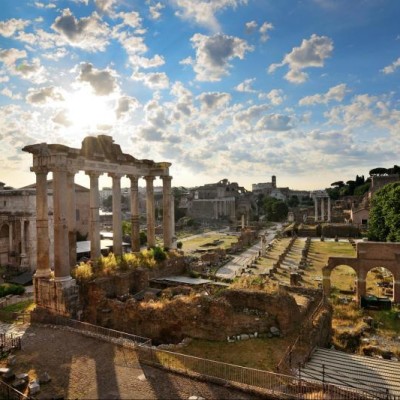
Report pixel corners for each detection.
[33,165,173,281]
[314,196,331,222]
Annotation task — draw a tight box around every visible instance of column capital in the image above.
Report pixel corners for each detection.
[31,166,49,175]
[127,175,139,183]
[161,175,172,181]
[108,172,124,179]
[144,175,155,181]
[85,170,101,179]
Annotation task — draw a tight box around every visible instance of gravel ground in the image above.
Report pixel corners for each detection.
[1,324,265,400]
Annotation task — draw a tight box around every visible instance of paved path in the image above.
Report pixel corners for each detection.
[215,224,282,280]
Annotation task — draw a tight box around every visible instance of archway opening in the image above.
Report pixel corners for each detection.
[330,264,357,297]
[366,267,394,300]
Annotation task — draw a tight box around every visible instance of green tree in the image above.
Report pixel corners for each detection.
[262,197,288,221]
[368,182,400,242]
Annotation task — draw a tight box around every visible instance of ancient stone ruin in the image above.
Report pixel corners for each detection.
[22,135,173,317]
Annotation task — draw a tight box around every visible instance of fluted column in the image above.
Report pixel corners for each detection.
[162,175,172,248]
[128,175,140,252]
[86,171,101,260]
[327,197,331,222]
[170,193,175,242]
[33,167,51,278]
[314,197,318,222]
[53,166,71,281]
[110,173,123,256]
[321,197,325,221]
[145,176,155,247]
[67,170,77,267]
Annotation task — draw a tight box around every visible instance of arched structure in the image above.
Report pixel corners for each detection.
[323,242,400,303]
[23,135,173,317]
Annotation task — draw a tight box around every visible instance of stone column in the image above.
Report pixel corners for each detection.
[170,193,175,242]
[8,222,13,258]
[110,173,123,257]
[322,267,331,295]
[321,197,325,221]
[394,279,400,304]
[356,270,366,303]
[33,167,51,278]
[261,236,266,256]
[145,176,155,247]
[67,170,77,267]
[53,166,72,281]
[327,197,331,222]
[162,175,172,248]
[241,214,245,229]
[87,171,101,259]
[19,218,28,267]
[128,175,140,252]
[314,197,318,222]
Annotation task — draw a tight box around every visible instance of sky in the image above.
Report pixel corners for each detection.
[0,0,399,191]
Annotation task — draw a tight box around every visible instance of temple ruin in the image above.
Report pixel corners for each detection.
[22,135,172,317]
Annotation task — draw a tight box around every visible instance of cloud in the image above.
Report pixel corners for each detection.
[26,86,64,105]
[115,96,139,119]
[34,2,56,9]
[245,21,257,34]
[52,8,110,51]
[197,92,231,110]
[256,113,293,131]
[0,19,30,37]
[259,89,285,105]
[188,33,254,81]
[381,57,400,74]
[95,0,116,13]
[131,71,169,89]
[52,110,72,127]
[116,11,142,28]
[172,0,248,32]
[234,104,270,128]
[299,83,348,106]
[9,57,47,84]
[0,48,27,67]
[78,63,117,95]
[1,88,21,100]
[235,78,256,93]
[149,2,165,20]
[268,34,334,83]
[259,21,274,42]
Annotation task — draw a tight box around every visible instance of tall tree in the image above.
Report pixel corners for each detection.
[368,182,400,242]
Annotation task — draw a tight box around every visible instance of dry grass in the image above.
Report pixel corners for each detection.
[181,233,239,254]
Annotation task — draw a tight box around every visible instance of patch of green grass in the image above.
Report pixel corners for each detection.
[1,300,34,313]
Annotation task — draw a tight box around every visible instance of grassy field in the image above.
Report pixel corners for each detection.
[175,333,298,371]
[179,232,239,254]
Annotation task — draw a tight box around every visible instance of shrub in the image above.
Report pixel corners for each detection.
[152,246,167,262]
[72,262,93,281]
[177,241,183,249]
[0,283,26,297]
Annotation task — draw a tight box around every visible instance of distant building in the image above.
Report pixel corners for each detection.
[184,179,254,222]
[0,181,89,271]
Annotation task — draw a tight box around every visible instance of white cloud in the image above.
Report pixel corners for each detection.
[268,34,334,83]
[0,48,27,67]
[188,33,254,81]
[117,11,142,28]
[256,114,293,131]
[132,71,169,89]
[115,96,139,119]
[234,104,270,128]
[52,8,110,51]
[1,88,21,100]
[0,19,30,38]
[26,86,64,105]
[52,109,72,127]
[197,92,231,110]
[95,0,116,13]
[381,57,400,74]
[259,89,285,106]
[34,2,56,9]
[235,78,256,93]
[259,21,274,42]
[77,63,118,96]
[172,0,248,31]
[245,21,257,34]
[149,3,165,20]
[299,83,348,106]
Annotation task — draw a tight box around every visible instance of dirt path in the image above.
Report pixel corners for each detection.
[1,324,264,400]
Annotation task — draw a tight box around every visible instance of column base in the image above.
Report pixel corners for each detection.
[33,276,80,318]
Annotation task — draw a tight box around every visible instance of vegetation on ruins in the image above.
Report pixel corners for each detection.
[327,174,370,199]
[72,247,173,281]
[0,283,25,297]
[368,182,400,241]
[257,195,288,221]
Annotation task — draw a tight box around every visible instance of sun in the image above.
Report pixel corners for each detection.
[64,88,116,129]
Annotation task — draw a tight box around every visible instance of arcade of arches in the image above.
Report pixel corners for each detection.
[323,241,400,303]
[22,135,173,317]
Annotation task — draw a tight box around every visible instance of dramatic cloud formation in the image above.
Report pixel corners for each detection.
[77,63,117,95]
[269,34,334,83]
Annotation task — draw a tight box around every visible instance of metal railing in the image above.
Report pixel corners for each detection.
[137,345,384,399]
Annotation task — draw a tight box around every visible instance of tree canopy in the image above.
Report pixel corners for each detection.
[368,182,400,242]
